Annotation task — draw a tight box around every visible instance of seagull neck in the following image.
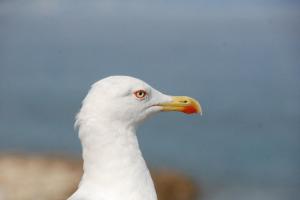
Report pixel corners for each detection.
[77,121,157,200]
[80,122,139,176]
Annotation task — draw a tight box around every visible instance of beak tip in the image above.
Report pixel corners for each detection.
[194,101,202,115]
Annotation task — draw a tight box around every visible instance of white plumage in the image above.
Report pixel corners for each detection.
[68,76,201,200]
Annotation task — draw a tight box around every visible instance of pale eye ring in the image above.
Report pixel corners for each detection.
[134,90,147,100]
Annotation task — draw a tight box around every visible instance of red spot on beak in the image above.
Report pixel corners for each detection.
[182,105,198,114]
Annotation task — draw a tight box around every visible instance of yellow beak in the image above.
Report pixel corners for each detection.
[158,96,202,115]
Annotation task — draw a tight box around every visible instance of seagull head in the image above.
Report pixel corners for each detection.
[77,76,201,128]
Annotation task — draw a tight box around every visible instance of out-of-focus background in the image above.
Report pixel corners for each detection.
[0,0,299,200]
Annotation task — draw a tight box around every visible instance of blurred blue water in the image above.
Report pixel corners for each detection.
[0,0,299,198]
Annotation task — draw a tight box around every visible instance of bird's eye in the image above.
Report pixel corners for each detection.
[134,90,147,100]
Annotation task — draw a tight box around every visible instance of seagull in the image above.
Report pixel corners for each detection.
[68,76,202,200]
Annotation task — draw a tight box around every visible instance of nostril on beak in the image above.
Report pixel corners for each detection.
[179,100,189,104]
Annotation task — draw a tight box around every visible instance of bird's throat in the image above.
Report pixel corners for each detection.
[74,124,157,200]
